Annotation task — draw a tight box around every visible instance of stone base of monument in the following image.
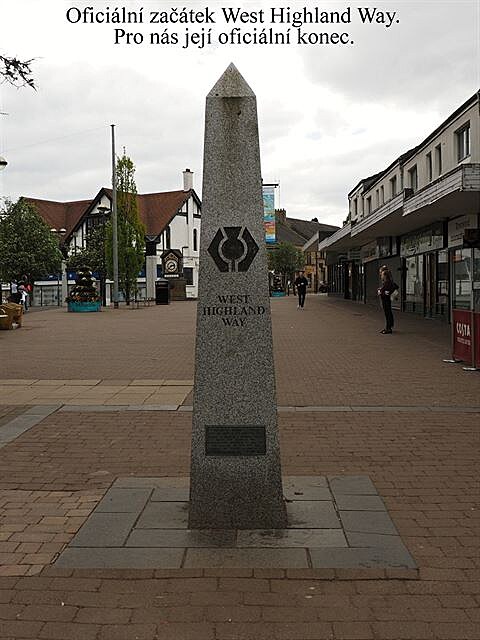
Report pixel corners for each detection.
[55,475,415,569]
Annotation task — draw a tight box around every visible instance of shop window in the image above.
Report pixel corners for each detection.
[452,249,472,310]
[405,255,424,314]
[456,123,470,162]
[426,152,432,182]
[435,144,442,176]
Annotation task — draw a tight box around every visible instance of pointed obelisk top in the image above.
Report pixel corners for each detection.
[207,63,255,98]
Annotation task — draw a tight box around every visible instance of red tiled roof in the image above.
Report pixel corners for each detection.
[25,197,91,238]
[25,189,194,239]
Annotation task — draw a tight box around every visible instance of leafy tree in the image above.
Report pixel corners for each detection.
[268,242,304,289]
[0,198,62,284]
[105,153,145,304]
[0,55,35,89]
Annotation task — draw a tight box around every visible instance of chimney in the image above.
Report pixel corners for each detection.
[183,168,193,191]
[275,208,286,224]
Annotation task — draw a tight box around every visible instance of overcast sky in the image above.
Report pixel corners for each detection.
[0,0,478,226]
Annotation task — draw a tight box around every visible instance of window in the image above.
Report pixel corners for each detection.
[426,152,432,182]
[408,165,418,192]
[354,199,358,216]
[380,186,384,205]
[375,190,379,208]
[165,226,171,249]
[366,197,372,215]
[456,123,470,161]
[193,228,198,252]
[390,175,397,197]
[435,144,442,176]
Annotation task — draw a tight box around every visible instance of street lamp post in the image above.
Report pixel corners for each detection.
[96,206,110,306]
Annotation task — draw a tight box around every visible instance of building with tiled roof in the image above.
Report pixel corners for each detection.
[25,169,201,301]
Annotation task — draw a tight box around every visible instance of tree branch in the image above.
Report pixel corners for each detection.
[0,55,36,90]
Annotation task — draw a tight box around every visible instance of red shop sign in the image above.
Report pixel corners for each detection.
[452,309,473,364]
[475,313,480,368]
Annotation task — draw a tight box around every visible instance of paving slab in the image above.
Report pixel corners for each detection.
[184,548,309,568]
[236,528,347,548]
[328,475,378,495]
[136,502,189,529]
[126,529,236,548]
[310,546,417,568]
[339,510,398,535]
[94,488,152,513]
[151,486,190,501]
[113,477,189,488]
[55,547,184,568]
[286,501,341,528]
[334,495,386,511]
[283,476,330,501]
[70,512,139,547]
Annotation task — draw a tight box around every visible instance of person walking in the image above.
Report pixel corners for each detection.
[18,283,29,312]
[377,267,398,334]
[294,271,308,309]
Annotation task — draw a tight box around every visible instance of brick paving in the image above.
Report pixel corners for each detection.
[0,297,478,638]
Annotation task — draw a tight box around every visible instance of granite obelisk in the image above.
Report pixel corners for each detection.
[188,64,287,529]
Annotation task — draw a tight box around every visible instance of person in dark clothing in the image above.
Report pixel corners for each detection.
[294,271,308,309]
[377,268,398,334]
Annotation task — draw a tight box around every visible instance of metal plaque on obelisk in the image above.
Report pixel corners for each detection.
[188,64,287,529]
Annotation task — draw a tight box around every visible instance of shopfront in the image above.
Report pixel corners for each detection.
[400,222,446,318]
[448,215,480,365]
[363,237,401,306]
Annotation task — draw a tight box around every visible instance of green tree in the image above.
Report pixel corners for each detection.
[105,153,146,304]
[267,242,304,289]
[0,198,62,284]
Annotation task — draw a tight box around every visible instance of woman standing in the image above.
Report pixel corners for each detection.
[377,267,398,334]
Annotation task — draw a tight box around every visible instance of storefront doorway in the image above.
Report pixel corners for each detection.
[425,250,449,319]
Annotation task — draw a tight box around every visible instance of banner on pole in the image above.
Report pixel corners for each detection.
[263,186,276,244]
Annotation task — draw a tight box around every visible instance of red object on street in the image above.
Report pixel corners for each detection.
[474,312,480,368]
[452,309,473,364]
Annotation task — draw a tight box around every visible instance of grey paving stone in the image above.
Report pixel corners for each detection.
[184,548,308,568]
[94,488,151,513]
[55,547,184,568]
[113,477,189,489]
[286,501,341,528]
[283,476,331,501]
[126,529,236,548]
[69,512,138,547]
[340,510,398,535]
[151,487,190,501]
[237,528,347,548]
[24,404,62,415]
[136,502,188,529]
[125,405,179,411]
[178,405,193,412]
[277,406,296,412]
[296,406,353,412]
[328,475,378,495]
[59,405,128,412]
[346,531,410,549]
[310,546,416,568]
[334,495,386,511]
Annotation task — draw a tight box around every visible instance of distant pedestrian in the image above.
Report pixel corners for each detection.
[18,283,29,312]
[294,271,308,309]
[377,267,398,334]
[9,281,21,304]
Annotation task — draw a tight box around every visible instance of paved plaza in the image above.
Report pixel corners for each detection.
[0,296,478,639]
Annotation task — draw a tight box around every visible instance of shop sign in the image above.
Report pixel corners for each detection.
[452,309,473,364]
[348,248,361,261]
[448,214,479,248]
[400,222,444,257]
[361,241,379,263]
